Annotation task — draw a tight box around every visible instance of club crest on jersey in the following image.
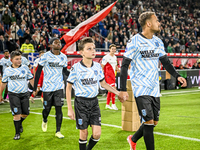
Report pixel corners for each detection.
[94,70,98,76]
[141,109,146,116]
[21,70,25,74]
[44,101,47,106]
[14,108,18,113]
[155,42,159,47]
[78,119,83,125]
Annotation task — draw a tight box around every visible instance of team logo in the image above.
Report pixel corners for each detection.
[14,107,18,113]
[141,109,146,117]
[78,119,83,125]
[94,70,98,76]
[155,42,159,47]
[125,47,128,52]
[21,70,25,74]
[44,101,47,106]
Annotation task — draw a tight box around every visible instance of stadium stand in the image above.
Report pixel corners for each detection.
[0,0,200,53]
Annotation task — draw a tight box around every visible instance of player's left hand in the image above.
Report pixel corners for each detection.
[177,77,187,87]
[0,96,3,102]
[32,91,36,97]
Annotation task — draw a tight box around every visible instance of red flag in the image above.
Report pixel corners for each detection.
[61,1,117,54]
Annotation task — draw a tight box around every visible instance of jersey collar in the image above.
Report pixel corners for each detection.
[11,64,22,68]
[50,50,61,55]
[80,60,94,68]
[139,33,148,39]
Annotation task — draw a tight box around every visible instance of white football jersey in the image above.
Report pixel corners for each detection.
[101,54,117,72]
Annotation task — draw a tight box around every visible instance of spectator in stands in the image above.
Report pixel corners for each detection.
[0,0,199,55]
[20,39,34,53]
[179,64,184,69]
[30,34,38,52]
[52,26,60,37]
[95,37,101,49]
[114,37,120,49]
[102,25,108,38]
[10,22,19,42]
[107,31,113,41]
[47,14,54,30]
[34,30,40,44]
[11,13,17,23]
[21,10,29,22]
[17,25,25,46]
[197,40,200,52]
[167,43,174,53]
[36,14,42,25]
[119,41,124,49]
[30,18,36,34]
[113,31,119,43]
[197,62,200,69]
[6,35,18,53]
[54,16,60,26]
[2,10,11,34]
[59,15,65,25]
[38,40,48,52]
[102,38,111,51]
[0,35,6,53]
[0,0,4,7]
[192,62,198,69]
[23,29,32,42]
[15,7,23,22]
[174,43,181,53]
[2,5,11,17]
[189,42,197,53]
[0,2,4,23]
[180,36,185,52]
[0,24,4,36]
[184,64,189,69]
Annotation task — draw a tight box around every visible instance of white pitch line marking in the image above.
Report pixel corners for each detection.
[30,111,200,142]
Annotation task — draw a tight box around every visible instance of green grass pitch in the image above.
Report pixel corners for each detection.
[0,88,200,150]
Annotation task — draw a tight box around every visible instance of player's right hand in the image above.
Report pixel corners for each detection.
[118,91,129,103]
[68,109,75,120]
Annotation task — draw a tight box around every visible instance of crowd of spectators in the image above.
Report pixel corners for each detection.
[0,0,200,53]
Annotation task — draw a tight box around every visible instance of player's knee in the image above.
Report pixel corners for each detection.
[21,114,28,118]
[154,121,158,126]
[144,119,154,124]
[93,133,101,140]
[80,129,88,140]
[14,114,21,120]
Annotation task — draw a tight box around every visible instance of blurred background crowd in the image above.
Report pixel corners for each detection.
[0,0,200,54]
